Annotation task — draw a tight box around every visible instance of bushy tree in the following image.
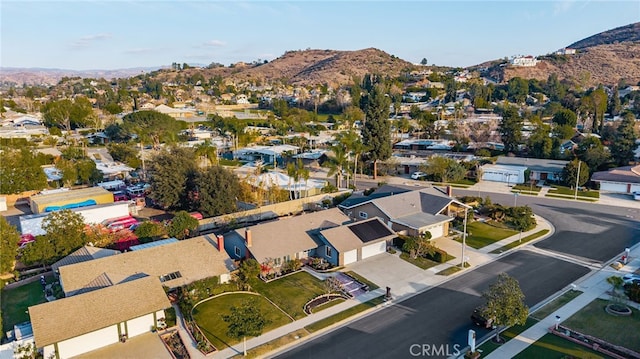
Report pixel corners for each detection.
[222,299,269,355]
[121,110,188,149]
[576,136,610,171]
[499,106,523,154]
[134,221,167,243]
[424,156,466,183]
[479,273,528,342]
[148,147,197,210]
[0,217,20,273]
[552,108,577,127]
[0,148,48,194]
[528,123,553,159]
[107,143,141,168]
[610,112,638,166]
[168,211,199,240]
[194,166,240,217]
[22,210,86,265]
[561,159,589,188]
[237,259,260,283]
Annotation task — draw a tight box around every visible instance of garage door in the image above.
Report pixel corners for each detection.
[343,249,358,265]
[361,241,386,260]
[426,225,443,239]
[599,182,628,193]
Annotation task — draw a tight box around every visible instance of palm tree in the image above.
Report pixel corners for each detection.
[194,140,217,168]
[326,142,348,188]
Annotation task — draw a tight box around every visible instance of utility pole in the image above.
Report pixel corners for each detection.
[574,160,581,200]
[460,206,468,268]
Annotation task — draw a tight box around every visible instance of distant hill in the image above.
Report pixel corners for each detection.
[568,22,640,49]
[487,22,640,87]
[0,67,162,86]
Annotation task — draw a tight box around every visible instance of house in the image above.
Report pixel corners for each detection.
[495,157,569,183]
[555,48,576,55]
[481,164,527,184]
[340,187,468,239]
[154,104,193,119]
[338,184,416,209]
[29,276,170,359]
[234,144,299,166]
[245,171,327,198]
[591,165,640,194]
[58,235,235,297]
[510,56,538,67]
[316,218,396,266]
[51,246,120,274]
[224,208,351,266]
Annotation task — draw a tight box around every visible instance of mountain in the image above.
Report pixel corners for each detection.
[0,67,163,86]
[492,22,640,87]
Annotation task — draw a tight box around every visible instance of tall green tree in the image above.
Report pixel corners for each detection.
[222,299,269,356]
[194,165,240,217]
[610,112,639,166]
[608,87,621,116]
[423,157,466,183]
[576,136,610,171]
[22,210,86,266]
[499,106,523,154]
[361,83,391,179]
[148,147,197,210]
[168,211,199,239]
[121,110,187,149]
[0,149,48,194]
[528,123,553,159]
[0,217,20,273]
[479,273,529,343]
[561,159,589,188]
[552,108,577,127]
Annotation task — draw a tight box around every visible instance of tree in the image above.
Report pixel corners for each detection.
[168,211,199,239]
[134,221,167,243]
[606,276,624,301]
[148,147,197,210]
[527,123,553,159]
[194,166,240,217]
[237,259,260,285]
[590,86,608,133]
[424,156,466,183]
[420,58,428,66]
[222,299,269,355]
[499,106,523,154]
[121,110,187,149]
[479,273,528,342]
[561,159,589,188]
[0,217,20,273]
[610,112,638,166]
[608,87,621,116]
[507,206,536,232]
[361,83,392,179]
[22,210,86,266]
[326,142,348,188]
[0,148,48,194]
[552,108,577,127]
[194,140,218,168]
[576,136,610,171]
[107,143,141,168]
[401,233,434,259]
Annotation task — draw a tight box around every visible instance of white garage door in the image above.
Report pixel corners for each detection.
[426,225,444,239]
[361,241,386,260]
[600,182,628,193]
[343,249,358,265]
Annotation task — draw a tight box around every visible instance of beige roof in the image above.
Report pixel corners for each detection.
[236,208,350,263]
[29,276,170,347]
[30,187,111,206]
[371,188,453,218]
[51,246,120,273]
[320,218,395,253]
[59,235,235,296]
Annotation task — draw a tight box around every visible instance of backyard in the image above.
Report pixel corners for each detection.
[192,293,291,350]
[1,275,54,337]
[455,221,518,249]
[250,271,329,319]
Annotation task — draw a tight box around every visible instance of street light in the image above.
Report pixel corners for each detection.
[460,206,469,268]
[514,191,519,207]
[555,315,561,330]
[573,160,581,200]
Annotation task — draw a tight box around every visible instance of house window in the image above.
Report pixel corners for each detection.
[160,271,182,283]
[234,246,241,257]
[326,246,332,257]
[359,211,368,219]
[274,257,281,265]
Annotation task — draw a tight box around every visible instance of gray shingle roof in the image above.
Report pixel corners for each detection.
[51,246,120,273]
[392,213,452,230]
[496,156,568,173]
[29,275,170,347]
[371,187,452,218]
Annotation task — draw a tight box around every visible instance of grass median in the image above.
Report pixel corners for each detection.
[490,229,550,254]
[305,296,386,333]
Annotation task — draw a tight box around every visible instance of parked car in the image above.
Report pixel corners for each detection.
[471,307,493,328]
[113,191,129,202]
[411,171,427,180]
[623,274,640,285]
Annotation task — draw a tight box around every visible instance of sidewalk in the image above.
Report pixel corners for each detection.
[484,244,640,359]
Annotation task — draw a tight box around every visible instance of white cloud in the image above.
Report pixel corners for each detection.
[553,0,575,16]
[71,33,111,49]
[203,39,226,47]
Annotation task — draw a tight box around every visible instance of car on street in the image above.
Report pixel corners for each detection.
[471,307,493,328]
[411,171,427,180]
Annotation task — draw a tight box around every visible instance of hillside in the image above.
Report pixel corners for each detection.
[226,48,416,87]
[569,22,640,49]
[0,67,161,86]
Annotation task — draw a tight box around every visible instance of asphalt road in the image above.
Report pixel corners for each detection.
[457,190,640,264]
[276,251,590,359]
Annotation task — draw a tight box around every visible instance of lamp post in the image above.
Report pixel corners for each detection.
[555,315,561,330]
[461,206,468,268]
[514,191,519,207]
[573,160,581,200]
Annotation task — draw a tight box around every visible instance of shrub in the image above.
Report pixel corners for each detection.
[625,283,640,303]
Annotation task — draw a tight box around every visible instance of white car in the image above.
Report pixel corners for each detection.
[411,171,427,180]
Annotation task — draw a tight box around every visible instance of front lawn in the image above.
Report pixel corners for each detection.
[531,289,582,320]
[455,221,518,249]
[477,317,538,356]
[514,333,609,359]
[192,293,292,349]
[549,185,600,198]
[1,275,54,337]
[304,296,385,333]
[490,229,550,254]
[563,298,640,352]
[512,184,541,192]
[399,252,454,270]
[250,272,328,319]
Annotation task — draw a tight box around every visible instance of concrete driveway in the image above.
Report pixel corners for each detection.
[346,252,426,293]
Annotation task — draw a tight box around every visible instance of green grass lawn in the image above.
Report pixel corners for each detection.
[563,298,640,352]
[531,290,583,320]
[455,221,518,249]
[250,272,327,319]
[549,185,600,198]
[545,194,598,202]
[305,296,385,333]
[1,275,54,337]
[477,317,538,356]
[232,329,309,359]
[512,184,541,192]
[435,266,462,276]
[192,293,292,349]
[490,229,550,254]
[514,333,609,359]
[311,298,345,313]
[344,271,379,290]
[399,252,454,270]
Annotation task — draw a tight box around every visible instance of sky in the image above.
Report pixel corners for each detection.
[1,0,639,70]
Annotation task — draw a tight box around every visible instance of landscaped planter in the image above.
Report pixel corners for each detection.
[605,303,632,316]
[303,293,349,314]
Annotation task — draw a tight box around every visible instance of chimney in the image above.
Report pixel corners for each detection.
[216,234,224,252]
[446,185,452,197]
[245,229,252,248]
